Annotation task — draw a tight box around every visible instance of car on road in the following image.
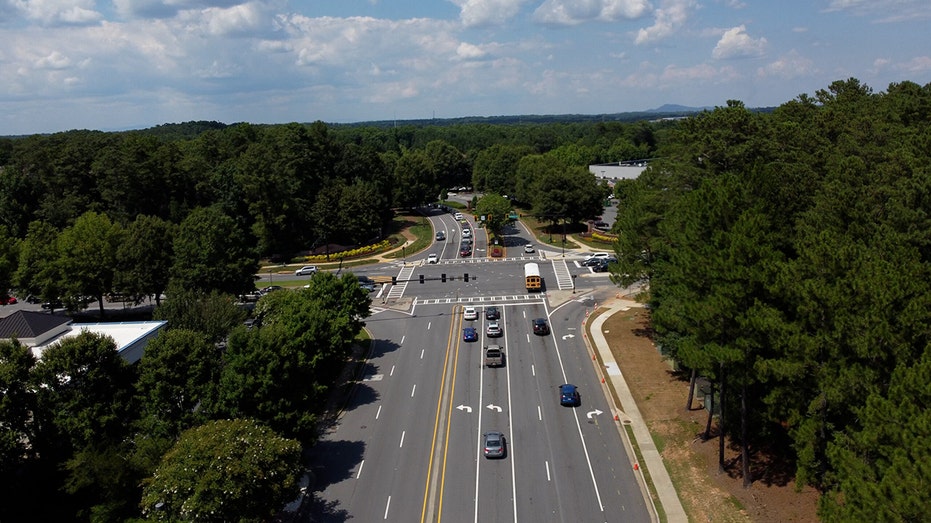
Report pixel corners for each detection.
[559,384,581,407]
[483,431,506,459]
[532,318,549,335]
[485,306,500,320]
[460,245,472,257]
[582,256,611,267]
[486,321,502,338]
[463,307,478,320]
[435,231,445,241]
[585,252,612,261]
[591,257,617,272]
[356,276,377,292]
[463,327,478,342]
[454,212,464,221]
[460,237,472,245]
[524,244,535,253]
[427,253,438,264]
[462,228,472,238]
[295,265,318,276]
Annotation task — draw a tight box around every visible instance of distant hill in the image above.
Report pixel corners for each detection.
[648,104,712,113]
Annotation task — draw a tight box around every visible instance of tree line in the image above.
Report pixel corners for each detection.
[0,272,370,521]
[611,78,931,520]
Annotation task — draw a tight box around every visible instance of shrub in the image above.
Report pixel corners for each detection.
[303,240,391,263]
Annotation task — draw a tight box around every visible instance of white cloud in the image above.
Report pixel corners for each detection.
[456,42,487,60]
[757,50,815,78]
[35,50,71,69]
[15,0,101,25]
[712,25,766,59]
[448,0,525,27]
[634,0,694,45]
[533,0,651,26]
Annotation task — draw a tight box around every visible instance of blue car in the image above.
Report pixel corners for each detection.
[463,327,478,342]
[559,384,580,407]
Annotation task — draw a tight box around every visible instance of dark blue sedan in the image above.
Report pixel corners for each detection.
[463,327,478,342]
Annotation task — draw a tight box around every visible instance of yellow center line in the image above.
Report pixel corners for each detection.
[437,311,463,521]
[421,305,462,523]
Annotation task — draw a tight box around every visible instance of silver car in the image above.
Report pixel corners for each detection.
[483,431,506,459]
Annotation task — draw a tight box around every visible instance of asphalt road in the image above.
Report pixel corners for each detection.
[306,213,650,523]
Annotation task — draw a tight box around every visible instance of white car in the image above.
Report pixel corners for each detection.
[462,228,472,238]
[427,253,438,264]
[586,252,611,261]
[486,321,502,337]
[454,212,464,221]
[295,265,318,276]
[524,244,535,253]
[463,307,478,320]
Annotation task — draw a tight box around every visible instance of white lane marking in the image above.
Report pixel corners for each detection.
[537,405,542,421]
[421,348,425,359]
[399,431,406,448]
[357,460,365,479]
[531,364,536,377]
[384,496,391,519]
[546,460,551,481]
[400,335,405,345]
[390,365,395,376]
[376,405,382,419]
[411,384,416,397]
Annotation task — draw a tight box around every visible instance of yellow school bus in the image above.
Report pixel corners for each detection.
[525,263,542,291]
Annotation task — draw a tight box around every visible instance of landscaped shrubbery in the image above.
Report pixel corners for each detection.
[303,240,391,263]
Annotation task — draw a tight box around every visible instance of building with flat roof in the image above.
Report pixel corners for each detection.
[0,310,166,363]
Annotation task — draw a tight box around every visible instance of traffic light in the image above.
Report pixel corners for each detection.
[464,273,469,282]
[441,273,446,283]
[391,276,397,285]
[419,274,425,284]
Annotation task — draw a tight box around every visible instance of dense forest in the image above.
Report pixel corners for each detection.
[612,78,931,520]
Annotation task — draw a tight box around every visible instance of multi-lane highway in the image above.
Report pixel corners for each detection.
[306,210,652,522]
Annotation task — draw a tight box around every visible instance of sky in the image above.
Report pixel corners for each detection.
[1,0,930,136]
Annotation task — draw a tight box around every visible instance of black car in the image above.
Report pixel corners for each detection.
[559,384,581,407]
[460,245,472,257]
[591,258,616,273]
[485,306,500,320]
[532,318,549,335]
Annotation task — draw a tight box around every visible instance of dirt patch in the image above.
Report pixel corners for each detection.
[596,305,820,523]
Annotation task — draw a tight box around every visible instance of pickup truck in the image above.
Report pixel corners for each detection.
[484,345,505,368]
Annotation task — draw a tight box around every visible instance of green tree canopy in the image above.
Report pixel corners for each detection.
[141,418,302,522]
[57,211,124,315]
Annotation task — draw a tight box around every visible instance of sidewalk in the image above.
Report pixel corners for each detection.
[586,298,688,523]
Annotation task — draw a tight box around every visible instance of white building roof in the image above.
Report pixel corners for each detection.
[31,320,167,363]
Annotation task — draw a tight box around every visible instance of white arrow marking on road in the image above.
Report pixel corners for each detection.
[486,404,502,412]
[562,334,575,340]
[587,409,603,419]
[456,405,472,413]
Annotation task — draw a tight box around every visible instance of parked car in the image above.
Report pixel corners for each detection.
[427,253,439,264]
[524,244,535,253]
[483,431,506,459]
[241,290,263,302]
[0,295,18,305]
[532,318,549,335]
[463,327,478,342]
[435,231,445,241]
[486,321,502,338]
[463,307,478,320]
[261,285,283,295]
[485,306,500,320]
[41,299,64,310]
[295,265,318,276]
[559,384,581,407]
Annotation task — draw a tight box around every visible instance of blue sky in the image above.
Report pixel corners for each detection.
[1,0,930,135]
